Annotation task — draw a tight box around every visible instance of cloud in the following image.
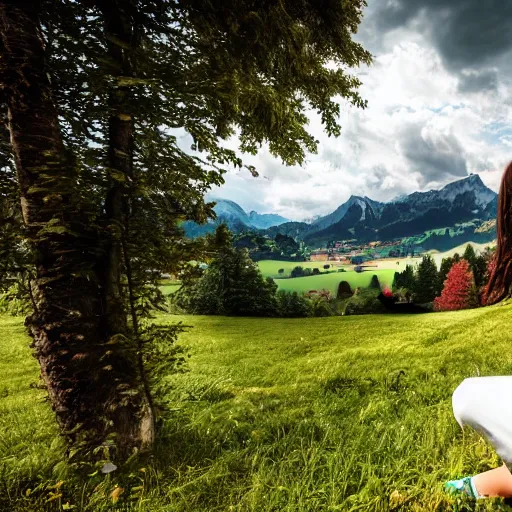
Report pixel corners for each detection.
[457,69,498,94]
[369,0,512,72]
[397,123,468,185]
[173,1,512,222]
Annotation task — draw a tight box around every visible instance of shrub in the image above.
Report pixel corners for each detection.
[278,268,284,274]
[336,280,353,300]
[290,266,304,278]
[312,268,320,275]
[369,274,380,289]
[276,290,311,317]
[344,289,386,316]
[0,281,32,316]
[323,264,330,270]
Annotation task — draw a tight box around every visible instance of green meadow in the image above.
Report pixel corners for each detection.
[257,260,396,295]
[273,270,396,295]
[3,305,512,510]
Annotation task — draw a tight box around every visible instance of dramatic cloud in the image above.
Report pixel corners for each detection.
[174,0,512,221]
[370,0,512,71]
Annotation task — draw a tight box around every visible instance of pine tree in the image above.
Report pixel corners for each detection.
[176,244,278,316]
[369,274,381,289]
[414,254,440,303]
[463,244,476,266]
[439,257,454,288]
[394,265,416,292]
[434,260,476,311]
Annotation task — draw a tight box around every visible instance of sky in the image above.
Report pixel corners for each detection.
[176,0,512,222]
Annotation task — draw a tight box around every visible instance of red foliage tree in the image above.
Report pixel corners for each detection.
[434,260,476,311]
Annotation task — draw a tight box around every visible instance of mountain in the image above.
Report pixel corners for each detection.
[248,210,289,230]
[312,195,384,231]
[184,175,498,252]
[183,199,289,237]
[267,174,497,249]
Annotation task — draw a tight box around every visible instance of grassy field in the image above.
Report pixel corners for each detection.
[3,306,512,510]
[258,260,396,295]
[274,269,396,295]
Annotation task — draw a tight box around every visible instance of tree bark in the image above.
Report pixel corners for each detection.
[97,0,155,447]
[0,0,150,458]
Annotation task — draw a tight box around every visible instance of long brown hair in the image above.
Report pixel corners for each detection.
[485,162,512,304]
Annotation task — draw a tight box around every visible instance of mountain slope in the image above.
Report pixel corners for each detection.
[183,199,289,237]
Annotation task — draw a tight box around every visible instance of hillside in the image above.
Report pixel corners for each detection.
[4,307,512,511]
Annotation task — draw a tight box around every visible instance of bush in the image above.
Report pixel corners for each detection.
[310,296,337,317]
[290,266,304,278]
[343,289,386,316]
[369,274,380,289]
[276,291,311,317]
[312,268,320,275]
[0,281,32,316]
[336,280,353,300]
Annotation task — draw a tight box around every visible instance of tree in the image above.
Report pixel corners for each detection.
[0,0,371,457]
[369,274,380,289]
[337,281,353,300]
[414,254,440,303]
[176,237,277,316]
[439,257,454,288]
[463,244,476,267]
[434,260,476,311]
[393,265,416,291]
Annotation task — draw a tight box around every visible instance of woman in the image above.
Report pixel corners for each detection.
[446,162,512,499]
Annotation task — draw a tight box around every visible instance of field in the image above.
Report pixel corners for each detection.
[258,260,395,294]
[3,305,512,510]
[258,242,495,295]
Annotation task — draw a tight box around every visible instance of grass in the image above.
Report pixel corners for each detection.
[258,260,396,295]
[273,270,396,295]
[3,306,512,510]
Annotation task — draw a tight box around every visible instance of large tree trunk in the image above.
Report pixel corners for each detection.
[0,0,149,459]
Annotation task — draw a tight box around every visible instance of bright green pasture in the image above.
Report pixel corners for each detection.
[274,269,396,294]
[258,259,396,294]
[258,259,351,276]
[3,306,512,510]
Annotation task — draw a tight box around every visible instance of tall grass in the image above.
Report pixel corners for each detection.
[2,306,512,510]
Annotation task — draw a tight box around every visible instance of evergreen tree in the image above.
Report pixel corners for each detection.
[461,244,487,289]
[414,254,440,303]
[337,280,353,299]
[439,257,454,288]
[463,244,477,267]
[434,260,476,311]
[176,233,277,316]
[394,265,416,292]
[369,274,381,290]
